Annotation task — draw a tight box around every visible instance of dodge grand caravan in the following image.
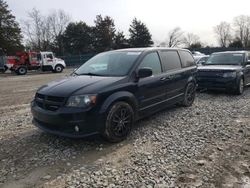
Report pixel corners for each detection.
[31,48,197,142]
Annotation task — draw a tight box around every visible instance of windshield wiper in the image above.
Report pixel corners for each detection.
[78,72,104,76]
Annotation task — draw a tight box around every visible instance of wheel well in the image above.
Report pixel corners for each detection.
[117,97,137,111]
[186,80,196,89]
[105,97,138,117]
[108,97,138,121]
[55,64,64,68]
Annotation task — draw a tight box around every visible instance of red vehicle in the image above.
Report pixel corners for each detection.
[6,51,66,75]
[0,48,7,72]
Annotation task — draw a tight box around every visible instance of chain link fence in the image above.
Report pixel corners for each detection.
[58,53,96,67]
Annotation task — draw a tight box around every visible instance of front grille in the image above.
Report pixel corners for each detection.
[35,93,65,111]
[198,71,223,78]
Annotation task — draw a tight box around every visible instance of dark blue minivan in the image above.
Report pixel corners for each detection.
[31,48,197,142]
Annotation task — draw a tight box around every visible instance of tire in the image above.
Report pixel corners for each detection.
[234,77,244,95]
[103,102,134,142]
[3,65,8,73]
[54,65,64,73]
[181,82,196,107]
[16,67,27,75]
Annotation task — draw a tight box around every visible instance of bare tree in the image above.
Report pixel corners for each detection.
[47,9,71,40]
[166,27,184,47]
[214,21,231,47]
[233,15,250,47]
[22,8,45,50]
[22,8,71,51]
[183,33,200,48]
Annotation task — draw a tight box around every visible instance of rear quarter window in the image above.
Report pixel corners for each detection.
[179,51,195,67]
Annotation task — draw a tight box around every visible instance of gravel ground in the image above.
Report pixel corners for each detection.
[0,69,250,188]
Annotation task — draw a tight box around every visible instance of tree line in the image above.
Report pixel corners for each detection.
[214,16,250,48]
[1,0,250,55]
[22,8,154,55]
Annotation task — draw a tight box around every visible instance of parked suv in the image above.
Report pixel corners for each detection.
[197,51,250,94]
[31,48,197,142]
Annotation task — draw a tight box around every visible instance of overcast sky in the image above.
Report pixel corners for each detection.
[6,0,250,46]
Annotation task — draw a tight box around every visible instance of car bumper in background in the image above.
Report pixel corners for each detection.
[197,77,237,90]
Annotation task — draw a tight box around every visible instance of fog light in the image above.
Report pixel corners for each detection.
[74,125,79,132]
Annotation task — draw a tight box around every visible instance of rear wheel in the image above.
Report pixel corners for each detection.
[3,65,8,73]
[234,77,244,95]
[16,67,27,75]
[54,65,64,73]
[181,82,196,107]
[103,102,134,142]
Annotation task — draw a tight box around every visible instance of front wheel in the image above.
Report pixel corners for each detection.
[103,102,134,142]
[234,77,244,95]
[181,82,196,107]
[54,65,64,73]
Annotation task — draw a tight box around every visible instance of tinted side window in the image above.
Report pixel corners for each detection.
[138,52,162,75]
[160,51,182,72]
[179,51,195,67]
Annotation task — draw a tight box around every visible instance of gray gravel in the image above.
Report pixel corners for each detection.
[0,71,250,188]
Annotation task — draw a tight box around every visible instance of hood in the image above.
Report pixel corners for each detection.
[198,65,242,71]
[37,75,125,97]
[55,57,64,61]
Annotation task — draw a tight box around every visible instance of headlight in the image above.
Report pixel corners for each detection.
[223,72,237,78]
[66,95,97,107]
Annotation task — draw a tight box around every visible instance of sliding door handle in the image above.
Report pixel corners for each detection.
[160,77,167,81]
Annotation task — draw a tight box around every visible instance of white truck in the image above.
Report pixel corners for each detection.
[7,51,66,75]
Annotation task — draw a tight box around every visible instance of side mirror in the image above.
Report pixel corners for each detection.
[137,67,153,79]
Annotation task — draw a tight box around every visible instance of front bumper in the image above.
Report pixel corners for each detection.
[31,101,103,138]
[197,77,238,90]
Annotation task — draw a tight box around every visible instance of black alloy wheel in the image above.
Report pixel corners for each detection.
[182,82,196,107]
[103,102,134,142]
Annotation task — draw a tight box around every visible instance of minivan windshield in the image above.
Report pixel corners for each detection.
[204,53,244,65]
[74,51,141,77]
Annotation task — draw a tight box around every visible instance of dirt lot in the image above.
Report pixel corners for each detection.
[0,69,250,188]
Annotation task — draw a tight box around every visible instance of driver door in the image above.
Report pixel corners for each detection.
[43,53,53,66]
[136,52,166,114]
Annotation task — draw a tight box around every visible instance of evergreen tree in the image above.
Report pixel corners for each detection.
[229,38,243,48]
[190,42,202,49]
[61,21,93,54]
[93,15,116,52]
[0,0,23,53]
[113,31,129,49]
[128,18,153,47]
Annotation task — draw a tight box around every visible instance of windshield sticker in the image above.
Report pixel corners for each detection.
[127,52,141,55]
[233,54,243,56]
